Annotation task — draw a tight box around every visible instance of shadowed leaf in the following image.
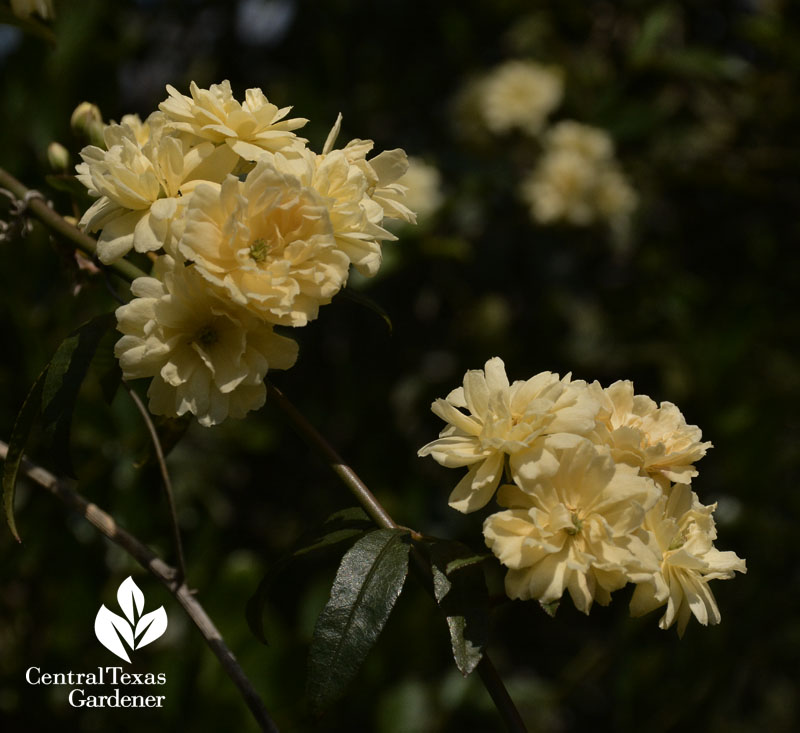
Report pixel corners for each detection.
[294,507,373,557]
[2,369,46,542]
[41,313,116,476]
[246,507,373,645]
[428,539,490,676]
[338,288,393,333]
[307,528,411,713]
[134,414,193,468]
[91,328,123,405]
[45,174,89,199]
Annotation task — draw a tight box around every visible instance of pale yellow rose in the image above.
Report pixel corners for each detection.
[159,80,307,161]
[76,113,237,263]
[177,158,350,327]
[480,60,564,136]
[593,380,712,487]
[418,357,603,513]
[270,134,402,278]
[340,143,416,229]
[520,120,637,229]
[629,484,746,636]
[114,256,298,427]
[483,442,660,612]
[521,148,599,225]
[544,120,615,163]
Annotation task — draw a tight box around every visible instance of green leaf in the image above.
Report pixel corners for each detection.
[428,539,490,677]
[245,508,373,645]
[45,174,90,199]
[2,369,46,542]
[90,327,123,405]
[338,288,393,333]
[2,313,117,540]
[245,555,292,646]
[629,6,677,67]
[293,507,373,557]
[41,313,116,476]
[134,414,193,469]
[307,528,411,713]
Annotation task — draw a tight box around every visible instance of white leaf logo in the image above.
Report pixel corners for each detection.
[94,576,167,662]
[135,607,168,649]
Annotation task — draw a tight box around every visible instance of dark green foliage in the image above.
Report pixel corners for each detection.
[2,313,114,540]
[337,288,393,334]
[2,368,46,542]
[427,539,490,676]
[40,312,115,475]
[246,507,373,645]
[307,529,411,713]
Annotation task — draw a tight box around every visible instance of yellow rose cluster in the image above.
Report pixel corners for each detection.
[460,60,637,234]
[419,358,745,636]
[519,121,638,230]
[76,81,415,426]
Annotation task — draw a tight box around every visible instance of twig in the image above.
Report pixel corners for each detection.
[122,381,188,583]
[265,380,528,733]
[0,166,146,283]
[265,381,398,531]
[0,439,279,733]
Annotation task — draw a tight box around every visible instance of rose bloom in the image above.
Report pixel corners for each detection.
[593,381,712,488]
[418,358,602,513]
[76,112,236,263]
[520,148,599,225]
[630,484,746,636]
[159,80,307,162]
[480,60,564,136]
[521,121,637,228]
[270,114,414,278]
[320,116,416,237]
[544,120,615,163]
[177,158,350,327]
[115,256,298,427]
[483,443,660,612]
[341,140,416,230]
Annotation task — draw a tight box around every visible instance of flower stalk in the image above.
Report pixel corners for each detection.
[0,166,147,283]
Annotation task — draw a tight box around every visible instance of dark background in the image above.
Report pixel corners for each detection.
[0,0,797,730]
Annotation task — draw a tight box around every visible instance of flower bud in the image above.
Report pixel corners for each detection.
[46,142,70,173]
[10,0,55,20]
[70,102,106,148]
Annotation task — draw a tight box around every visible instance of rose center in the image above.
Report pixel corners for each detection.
[193,324,218,347]
[565,507,583,536]
[249,237,269,263]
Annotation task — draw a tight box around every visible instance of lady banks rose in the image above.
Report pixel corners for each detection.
[418,358,602,513]
[114,256,298,426]
[177,158,350,327]
[483,442,660,612]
